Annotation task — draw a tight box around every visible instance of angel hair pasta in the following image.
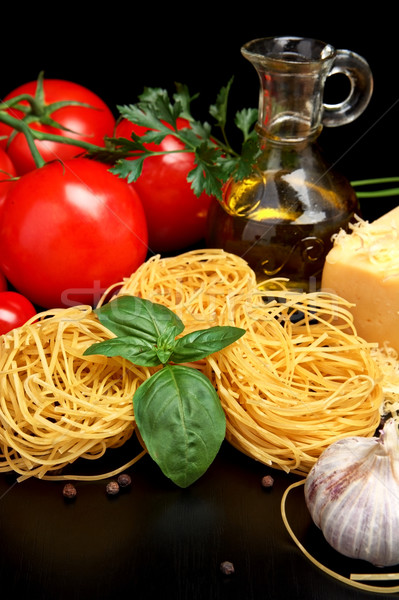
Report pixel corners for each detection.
[110,250,383,475]
[203,285,383,475]
[0,305,150,481]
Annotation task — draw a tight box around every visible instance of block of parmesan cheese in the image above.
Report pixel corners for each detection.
[321,206,399,352]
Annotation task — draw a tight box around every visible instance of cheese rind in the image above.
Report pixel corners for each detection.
[321,207,399,352]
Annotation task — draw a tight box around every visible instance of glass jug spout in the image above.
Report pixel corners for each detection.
[241,36,373,141]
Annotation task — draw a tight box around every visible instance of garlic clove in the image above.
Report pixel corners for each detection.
[304,419,399,567]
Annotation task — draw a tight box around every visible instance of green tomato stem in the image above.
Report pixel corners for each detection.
[0,110,106,165]
[0,87,396,198]
[0,111,46,168]
[0,93,45,116]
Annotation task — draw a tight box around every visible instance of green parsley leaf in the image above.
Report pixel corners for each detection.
[172,82,200,121]
[103,80,259,198]
[110,156,145,183]
[188,142,227,199]
[208,77,234,130]
[234,107,258,141]
[116,101,175,136]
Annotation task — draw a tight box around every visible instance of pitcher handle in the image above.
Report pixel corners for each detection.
[322,49,373,127]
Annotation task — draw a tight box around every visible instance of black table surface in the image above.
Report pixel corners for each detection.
[0,434,395,600]
[0,194,396,600]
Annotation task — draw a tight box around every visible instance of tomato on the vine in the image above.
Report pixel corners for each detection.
[0,158,148,309]
[115,118,213,253]
[0,78,116,175]
[0,291,36,335]
[0,146,16,215]
[0,270,7,292]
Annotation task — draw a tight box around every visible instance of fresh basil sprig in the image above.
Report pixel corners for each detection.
[83,295,245,487]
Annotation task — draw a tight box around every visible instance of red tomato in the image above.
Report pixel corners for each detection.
[115,118,213,253]
[0,270,7,291]
[0,79,115,175]
[0,291,36,335]
[0,158,148,309]
[0,147,16,215]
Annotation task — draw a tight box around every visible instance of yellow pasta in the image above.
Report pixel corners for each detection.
[101,248,258,333]
[281,480,399,594]
[114,250,383,475]
[0,249,384,481]
[371,344,399,419]
[0,305,151,481]
[203,286,382,475]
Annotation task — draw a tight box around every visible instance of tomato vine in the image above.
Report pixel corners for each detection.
[0,73,397,201]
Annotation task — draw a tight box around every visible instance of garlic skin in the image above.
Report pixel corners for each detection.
[304,419,399,567]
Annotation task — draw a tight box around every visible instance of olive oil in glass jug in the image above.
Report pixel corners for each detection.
[206,37,373,291]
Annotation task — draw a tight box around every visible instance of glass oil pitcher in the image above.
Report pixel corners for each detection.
[206,36,373,291]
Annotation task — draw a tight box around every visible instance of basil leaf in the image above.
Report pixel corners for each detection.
[155,322,180,364]
[94,296,185,342]
[169,326,245,363]
[133,364,226,488]
[83,336,162,367]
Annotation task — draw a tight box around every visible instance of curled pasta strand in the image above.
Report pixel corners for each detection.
[0,306,151,481]
[113,249,383,476]
[0,249,385,481]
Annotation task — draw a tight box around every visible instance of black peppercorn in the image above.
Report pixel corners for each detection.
[117,473,132,488]
[106,480,120,496]
[62,482,77,500]
[261,474,274,489]
[220,561,235,575]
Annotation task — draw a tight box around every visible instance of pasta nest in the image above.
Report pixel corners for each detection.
[203,286,383,475]
[117,249,383,476]
[0,249,384,480]
[110,248,258,333]
[0,305,151,481]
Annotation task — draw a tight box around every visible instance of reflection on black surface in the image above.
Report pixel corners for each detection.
[0,440,391,599]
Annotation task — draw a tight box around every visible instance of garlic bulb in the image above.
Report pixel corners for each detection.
[304,419,399,567]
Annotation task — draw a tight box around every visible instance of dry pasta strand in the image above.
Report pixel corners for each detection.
[0,305,151,481]
[281,480,399,594]
[0,249,386,481]
[109,249,383,476]
[99,249,258,333]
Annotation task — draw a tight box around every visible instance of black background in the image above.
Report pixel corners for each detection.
[2,5,397,197]
[1,7,399,600]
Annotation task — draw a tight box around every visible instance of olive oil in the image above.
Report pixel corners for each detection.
[206,36,372,292]
[206,170,358,292]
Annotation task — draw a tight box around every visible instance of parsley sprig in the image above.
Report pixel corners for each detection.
[1,72,397,202]
[0,75,260,200]
[107,79,260,200]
